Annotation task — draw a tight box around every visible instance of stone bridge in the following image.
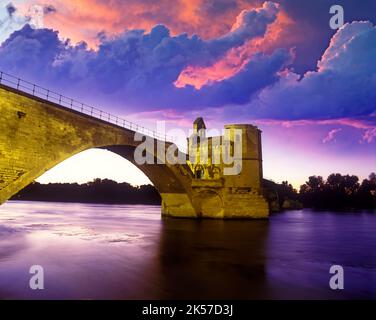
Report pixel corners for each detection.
[0,72,269,219]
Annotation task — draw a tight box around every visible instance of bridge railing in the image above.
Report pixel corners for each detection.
[0,71,174,142]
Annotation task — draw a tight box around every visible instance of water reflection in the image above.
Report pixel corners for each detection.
[156,218,268,299]
[0,201,375,299]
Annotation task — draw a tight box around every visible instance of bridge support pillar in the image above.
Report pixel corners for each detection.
[160,193,198,218]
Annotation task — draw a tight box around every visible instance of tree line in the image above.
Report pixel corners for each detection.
[264,172,375,211]
[11,173,376,211]
[299,173,375,210]
[11,178,161,205]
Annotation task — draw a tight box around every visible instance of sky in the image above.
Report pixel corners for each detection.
[0,0,375,188]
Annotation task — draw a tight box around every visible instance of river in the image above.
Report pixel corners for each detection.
[0,201,375,299]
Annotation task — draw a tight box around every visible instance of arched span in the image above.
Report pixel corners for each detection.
[0,82,269,219]
[0,84,197,217]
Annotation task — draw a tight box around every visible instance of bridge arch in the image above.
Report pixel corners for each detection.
[0,75,270,219]
[192,189,224,218]
[0,84,197,217]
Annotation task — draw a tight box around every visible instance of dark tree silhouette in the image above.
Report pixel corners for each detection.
[11,174,376,211]
[356,173,376,209]
[11,179,161,205]
[300,173,375,210]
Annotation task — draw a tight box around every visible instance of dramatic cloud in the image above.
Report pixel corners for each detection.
[237,21,376,121]
[175,4,293,89]
[0,2,291,111]
[0,2,375,146]
[0,26,64,76]
[18,0,257,46]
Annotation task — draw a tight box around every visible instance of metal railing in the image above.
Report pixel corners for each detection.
[0,71,174,142]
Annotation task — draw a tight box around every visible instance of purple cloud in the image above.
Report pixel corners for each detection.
[0,5,375,131]
[245,21,376,120]
[0,2,288,111]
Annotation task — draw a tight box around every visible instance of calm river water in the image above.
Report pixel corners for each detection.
[0,201,375,299]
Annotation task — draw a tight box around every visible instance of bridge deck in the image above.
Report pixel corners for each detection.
[0,70,172,142]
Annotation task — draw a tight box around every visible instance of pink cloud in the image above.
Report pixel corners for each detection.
[322,128,342,143]
[174,3,294,89]
[19,0,270,47]
[362,128,376,143]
